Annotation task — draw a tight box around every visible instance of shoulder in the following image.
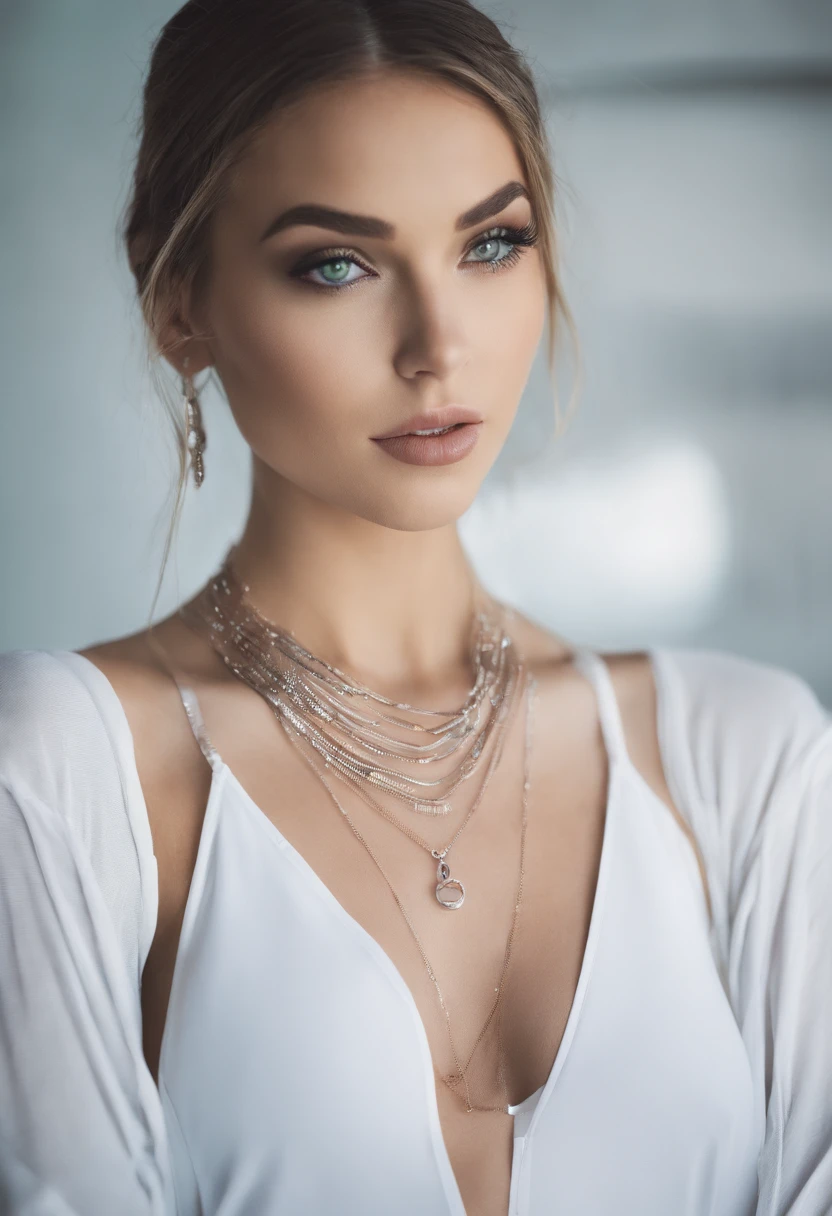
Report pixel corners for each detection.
[76,622,219,814]
[648,645,829,811]
[77,626,222,910]
[496,614,687,846]
[0,644,153,843]
[650,644,825,725]
[0,645,97,713]
[0,647,131,798]
[638,644,831,924]
[506,614,830,840]
[0,646,159,981]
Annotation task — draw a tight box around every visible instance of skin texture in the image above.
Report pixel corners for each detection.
[82,69,709,1216]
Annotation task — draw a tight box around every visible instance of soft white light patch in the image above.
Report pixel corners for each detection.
[459,440,731,644]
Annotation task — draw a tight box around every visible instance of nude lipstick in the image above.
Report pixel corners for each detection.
[371,405,483,467]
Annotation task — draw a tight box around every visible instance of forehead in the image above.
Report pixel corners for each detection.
[223,70,527,231]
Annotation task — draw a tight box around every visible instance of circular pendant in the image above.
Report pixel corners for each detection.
[435,858,465,910]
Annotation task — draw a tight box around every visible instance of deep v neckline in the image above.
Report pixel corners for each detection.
[228,748,618,1089]
[154,646,624,1216]
[65,645,626,1213]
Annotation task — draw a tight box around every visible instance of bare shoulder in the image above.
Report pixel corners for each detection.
[79,621,198,775]
[506,606,709,905]
[505,607,684,828]
[507,605,710,905]
[79,616,234,1071]
[77,616,222,849]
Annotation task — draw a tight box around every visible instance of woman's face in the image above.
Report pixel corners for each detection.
[186,69,546,531]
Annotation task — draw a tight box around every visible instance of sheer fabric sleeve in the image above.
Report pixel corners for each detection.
[0,650,171,1215]
[650,646,832,1214]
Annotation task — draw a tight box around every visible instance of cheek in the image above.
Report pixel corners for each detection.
[467,256,547,418]
[495,255,547,361]
[208,271,379,454]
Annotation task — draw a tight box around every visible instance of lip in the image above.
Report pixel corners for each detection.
[371,422,482,467]
[371,404,483,440]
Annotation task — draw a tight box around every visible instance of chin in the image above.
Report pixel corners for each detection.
[345,477,484,533]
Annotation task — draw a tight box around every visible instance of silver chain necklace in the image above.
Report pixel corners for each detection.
[179,545,521,909]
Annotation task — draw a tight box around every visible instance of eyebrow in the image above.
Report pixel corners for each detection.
[257,179,530,243]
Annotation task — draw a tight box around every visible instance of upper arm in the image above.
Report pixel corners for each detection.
[0,650,171,1214]
[641,646,832,1213]
[646,646,829,916]
[78,640,216,1086]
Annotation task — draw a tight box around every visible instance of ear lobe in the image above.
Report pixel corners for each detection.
[158,284,214,377]
[161,338,213,380]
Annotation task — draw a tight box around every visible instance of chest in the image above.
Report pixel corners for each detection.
[147,756,759,1216]
[142,687,613,1214]
[140,660,751,1216]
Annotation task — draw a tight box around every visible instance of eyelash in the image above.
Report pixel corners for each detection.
[289,220,539,293]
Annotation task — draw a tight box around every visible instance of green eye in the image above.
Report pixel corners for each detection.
[291,218,539,292]
[318,259,353,284]
[466,236,511,263]
[296,253,368,289]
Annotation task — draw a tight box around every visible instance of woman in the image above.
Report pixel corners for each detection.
[1,1,829,1214]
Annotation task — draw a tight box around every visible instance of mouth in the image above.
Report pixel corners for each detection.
[371,404,483,440]
[371,421,482,467]
[409,423,463,436]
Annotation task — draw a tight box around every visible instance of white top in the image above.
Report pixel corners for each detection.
[0,645,830,1216]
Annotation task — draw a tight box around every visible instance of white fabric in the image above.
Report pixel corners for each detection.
[0,644,830,1215]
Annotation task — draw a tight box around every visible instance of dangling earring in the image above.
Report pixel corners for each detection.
[182,357,206,488]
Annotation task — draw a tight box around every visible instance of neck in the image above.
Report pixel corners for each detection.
[224,474,485,700]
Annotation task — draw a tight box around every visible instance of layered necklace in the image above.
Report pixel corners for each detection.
[179,545,537,1113]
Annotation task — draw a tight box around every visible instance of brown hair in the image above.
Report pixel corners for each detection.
[121,0,579,623]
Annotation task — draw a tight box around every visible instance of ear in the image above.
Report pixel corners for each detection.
[158,278,214,378]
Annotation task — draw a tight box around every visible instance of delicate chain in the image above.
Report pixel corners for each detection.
[180,548,524,910]
[441,670,535,1112]
[285,670,537,1115]
[280,654,521,863]
[179,544,519,817]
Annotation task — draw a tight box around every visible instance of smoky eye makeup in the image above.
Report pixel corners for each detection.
[284,216,540,293]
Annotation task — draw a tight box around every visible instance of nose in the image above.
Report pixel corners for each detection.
[392,279,472,383]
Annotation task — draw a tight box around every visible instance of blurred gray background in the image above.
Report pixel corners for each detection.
[1,1,830,701]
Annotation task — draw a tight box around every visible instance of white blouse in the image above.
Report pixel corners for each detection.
[0,644,830,1215]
